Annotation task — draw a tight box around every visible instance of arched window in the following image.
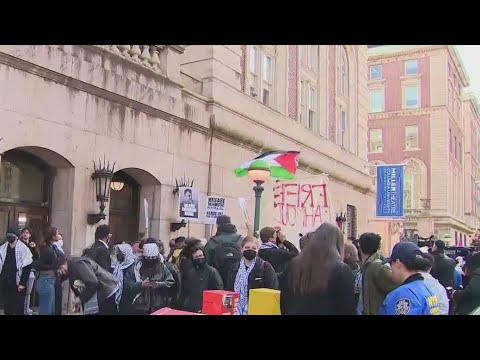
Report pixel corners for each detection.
[338,46,349,97]
[403,158,427,209]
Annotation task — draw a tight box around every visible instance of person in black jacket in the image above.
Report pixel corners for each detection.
[225,236,278,315]
[90,225,113,272]
[279,222,356,315]
[431,240,456,288]
[180,245,223,313]
[453,252,480,315]
[34,226,63,315]
[258,227,299,274]
[0,228,33,315]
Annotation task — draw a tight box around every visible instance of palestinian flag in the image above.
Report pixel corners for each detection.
[234,151,300,180]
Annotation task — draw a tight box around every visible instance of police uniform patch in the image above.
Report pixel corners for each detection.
[29,242,36,248]
[395,298,411,315]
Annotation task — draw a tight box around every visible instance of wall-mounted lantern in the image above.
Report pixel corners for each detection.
[173,176,195,195]
[335,212,347,232]
[87,158,115,225]
[110,181,125,191]
[170,219,187,232]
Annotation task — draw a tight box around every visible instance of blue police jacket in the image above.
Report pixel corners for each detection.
[379,273,439,315]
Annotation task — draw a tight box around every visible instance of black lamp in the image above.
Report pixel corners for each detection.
[87,157,115,225]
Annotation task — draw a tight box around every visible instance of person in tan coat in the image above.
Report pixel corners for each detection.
[358,233,399,315]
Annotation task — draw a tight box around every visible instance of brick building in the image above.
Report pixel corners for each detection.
[367,45,478,245]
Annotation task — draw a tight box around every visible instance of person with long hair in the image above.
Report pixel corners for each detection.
[225,236,278,315]
[279,222,356,315]
[34,226,62,315]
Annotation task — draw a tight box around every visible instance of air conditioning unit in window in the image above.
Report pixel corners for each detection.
[251,88,258,97]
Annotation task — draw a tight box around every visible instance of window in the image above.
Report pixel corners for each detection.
[302,45,318,71]
[370,88,384,113]
[403,159,425,209]
[338,46,349,96]
[308,87,316,130]
[346,205,357,240]
[249,46,275,107]
[262,54,272,106]
[405,59,418,76]
[405,125,419,150]
[370,65,382,80]
[338,110,347,147]
[300,81,317,130]
[405,85,419,109]
[369,129,383,153]
[250,46,258,96]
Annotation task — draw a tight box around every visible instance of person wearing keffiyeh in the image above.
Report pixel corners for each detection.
[131,240,175,315]
[0,228,33,315]
[225,236,278,315]
[111,243,150,314]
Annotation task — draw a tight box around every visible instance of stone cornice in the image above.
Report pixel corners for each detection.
[368,106,445,120]
[368,45,446,61]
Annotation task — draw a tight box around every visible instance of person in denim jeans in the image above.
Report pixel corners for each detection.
[34,227,62,315]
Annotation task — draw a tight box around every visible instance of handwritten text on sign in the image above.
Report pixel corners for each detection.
[273,182,330,228]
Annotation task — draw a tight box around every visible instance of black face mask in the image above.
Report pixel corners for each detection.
[243,249,257,261]
[7,236,17,244]
[193,258,206,270]
[143,259,157,268]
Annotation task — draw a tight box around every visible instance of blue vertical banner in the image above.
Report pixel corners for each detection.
[376,165,404,218]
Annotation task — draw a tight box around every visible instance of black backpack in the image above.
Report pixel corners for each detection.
[213,236,242,283]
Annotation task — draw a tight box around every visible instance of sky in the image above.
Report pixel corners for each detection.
[456,45,480,99]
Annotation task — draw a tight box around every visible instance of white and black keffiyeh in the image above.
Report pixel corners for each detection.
[234,257,257,315]
[111,243,136,306]
[0,240,33,286]
[143,243,159,258]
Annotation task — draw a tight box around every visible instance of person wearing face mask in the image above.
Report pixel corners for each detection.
[111,243,151,315]
[131,242,175,315]
[179,245,223,313]
[225,236,278,315]
[0,228,33,315]
[19,227,38,315]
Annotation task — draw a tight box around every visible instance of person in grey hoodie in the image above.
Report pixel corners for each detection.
[418,252,449,315]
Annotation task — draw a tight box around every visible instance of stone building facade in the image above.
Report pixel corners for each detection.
[0,45,374,254]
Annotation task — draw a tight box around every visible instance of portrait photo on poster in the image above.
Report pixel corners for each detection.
[178,187,200,220]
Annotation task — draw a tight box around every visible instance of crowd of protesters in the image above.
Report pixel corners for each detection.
[1,215,480,315]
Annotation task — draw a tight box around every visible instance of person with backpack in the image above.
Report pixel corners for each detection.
[53,255,117,315]
[179,244,223,313]
[258,227,299,274]
[205,215,252,285]
[225,236,278,315]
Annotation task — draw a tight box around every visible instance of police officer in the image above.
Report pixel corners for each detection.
[379,242,439,315]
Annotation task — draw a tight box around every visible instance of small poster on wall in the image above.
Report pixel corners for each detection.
[178,187,200,221]
[205,196,226,225]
